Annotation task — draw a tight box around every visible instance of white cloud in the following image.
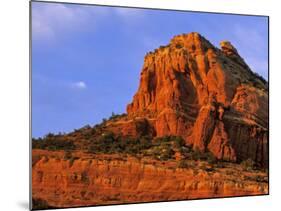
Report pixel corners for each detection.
[72,81,87,89]
[34,74,88,90]
[32,2,147,42]
[114,7,144,18]
[32,2,107,41]
[114,7,147,25]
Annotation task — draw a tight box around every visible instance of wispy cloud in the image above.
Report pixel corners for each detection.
[32,2,149,43]
[114,7,146,24]
[32,2,107,41]
[34,73,87,90]
[72,81,87,89]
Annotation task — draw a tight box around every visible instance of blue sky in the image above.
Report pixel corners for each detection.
[32,2,268,138]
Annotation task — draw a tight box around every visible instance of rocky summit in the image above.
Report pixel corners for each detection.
[125,32,268,166]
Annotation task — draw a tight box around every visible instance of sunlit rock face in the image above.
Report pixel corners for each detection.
[126,32,268,166]
[32,151,268,208]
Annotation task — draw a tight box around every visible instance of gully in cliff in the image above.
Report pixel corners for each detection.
[31,2,269,209]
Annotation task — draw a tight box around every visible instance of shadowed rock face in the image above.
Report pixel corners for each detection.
[126,32,268,166]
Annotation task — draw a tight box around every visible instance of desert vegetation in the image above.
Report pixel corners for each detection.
[32,129,265,172]
[32,134,75,151]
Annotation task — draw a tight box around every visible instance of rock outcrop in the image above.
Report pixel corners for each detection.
[126,32,268,166]
[32,150,268,208]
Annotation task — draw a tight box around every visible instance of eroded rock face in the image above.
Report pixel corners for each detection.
[32,151,268,208]
[126,32,268,166]
[190,104,216,152]
[207,121,237,162]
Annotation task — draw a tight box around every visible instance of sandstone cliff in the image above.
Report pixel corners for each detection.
[32,150,268,208]
[125,32,268,166]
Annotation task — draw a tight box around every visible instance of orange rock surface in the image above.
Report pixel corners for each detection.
[126,32,268,166]
[32,150,268,208]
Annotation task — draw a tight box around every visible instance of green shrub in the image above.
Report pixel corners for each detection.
[102,118,107,124]
[215,162,226,168]
[101,132,114,142]
[108,112,127,121]
[156,135,170,143]
[241,158,256,171]
[187,150,217,163]
[253,175,268,183]
[204,152,217,164]
[174,136,185,148]
[32,137,75,151]
[177,160,189,168]
[63,151,72,160]
[139,136,153,149]
[149,144,174,161]
[252,72,267,85]
[45,133,55,139]
[179,145,192,154]
[88,135,153,155]
[159,146,174,161]
[32,198,52,210]
[190,149,202,160]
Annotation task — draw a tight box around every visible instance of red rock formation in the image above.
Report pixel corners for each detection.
[126,32,268,166]
[32,150,268,208]
[208,121,237,161]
